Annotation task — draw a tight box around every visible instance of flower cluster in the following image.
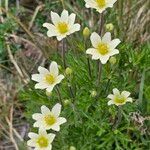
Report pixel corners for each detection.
[27,0,134,149]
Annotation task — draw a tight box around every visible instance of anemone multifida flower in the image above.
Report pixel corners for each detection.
[31,61,64,92]
[86,32,121,64]
[43,10,81,41]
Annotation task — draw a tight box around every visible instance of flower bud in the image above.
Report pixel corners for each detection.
[65,67,73,75]
[46,91,52,97]
[90,90,97,98]
[69,146,76,150]
[109,57,116,65]
[63,99,71,106]
[106,23,114,31]
[83,27,90,38]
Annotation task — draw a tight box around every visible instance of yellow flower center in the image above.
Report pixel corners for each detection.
[44,114,56,126]
[44,74,55,84]
[97,43,109,55]
[114,95,126,104]
[96,0,106,8]
[57,22,69,34]
[37,136,48,148]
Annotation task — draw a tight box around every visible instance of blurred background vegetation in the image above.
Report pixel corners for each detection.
[0,0,149,149]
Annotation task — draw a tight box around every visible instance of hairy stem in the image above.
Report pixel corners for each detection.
[62,39,67,68]
[56,86,63,107]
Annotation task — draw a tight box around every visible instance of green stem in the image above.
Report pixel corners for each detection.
[62,39,67,68]
[113,106,122,130]
[56,86,63,107]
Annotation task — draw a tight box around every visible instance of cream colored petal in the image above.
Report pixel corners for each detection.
[27,139,36,147]
[99,55,110,64]
[38,129,47,136]
[108,100,114,106]
[90,32,101,48]
[126,98,132,102]
[109,49,119,56]
[49,61,58,76]
[92,53,100,60]
[28,132,38,139]
[38,66,49,74]
[69,24,81,34]
[57,117,67,125]
[41,105,50,115]
[109,39,121,49]
[48,133,56,143]
[51,11,60,25]
[55,75,64,84]
[61,10,69,22]
[46,85,55,92]
[107,94,114,99]
[57,35,66,41]
[35,83,48,89]
[31,74,43,82]
[102,32,111,43]
[45,145,52,150]
[52,103,61,117]
[68,13,76,26]
[32,113,43,120]
[121,91,130,98]
[51,124,60,131]
[43,23,55,30]
[86,48,97,55]
[47,29,58,37]
[113,88,120,95]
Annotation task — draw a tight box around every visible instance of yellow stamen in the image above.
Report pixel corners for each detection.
[114,95,126,104]
[57,22,68,34]
[44,114,56,126]
[45,74,55,84]
[37,136,48,148]
[96,0,106,8]
[97,43,109,55]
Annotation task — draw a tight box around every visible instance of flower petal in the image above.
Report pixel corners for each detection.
[126,98,132,102]
[32,113,43,120]
[51,11,60,25]
[121,91,131,98]
[108,100,114,106]
[28,132,38,139]
[68,13,76,26]
[57,117,67,125]
[52,103,61,117]
[35,83,48,89]
[41,105,50,115]
[61,10,69,22]
[48,133,56,143]
[49,61,58,76]
[55,75,64,84]
[86,48,97,55]
[31,74,43,82]
[109,49,119,56]
[27,139,36,147]
[90,32,101,48]
[69,24,81,34]
[107,94,114,99]
[51,124,60,131]
[99,55,110,64]
[38,66,49,74]
[109,39,121,49]
[102,32,111,43]
[46,85,55,92]
[113,88,120,95]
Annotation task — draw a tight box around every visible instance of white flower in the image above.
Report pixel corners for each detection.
[86,32,121,64]
[43,9,81,41]
[31,61,64,92]
[84,0,117,13]
[32,103,67,131]
[27,129,55,150]
[107,88,133,106]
